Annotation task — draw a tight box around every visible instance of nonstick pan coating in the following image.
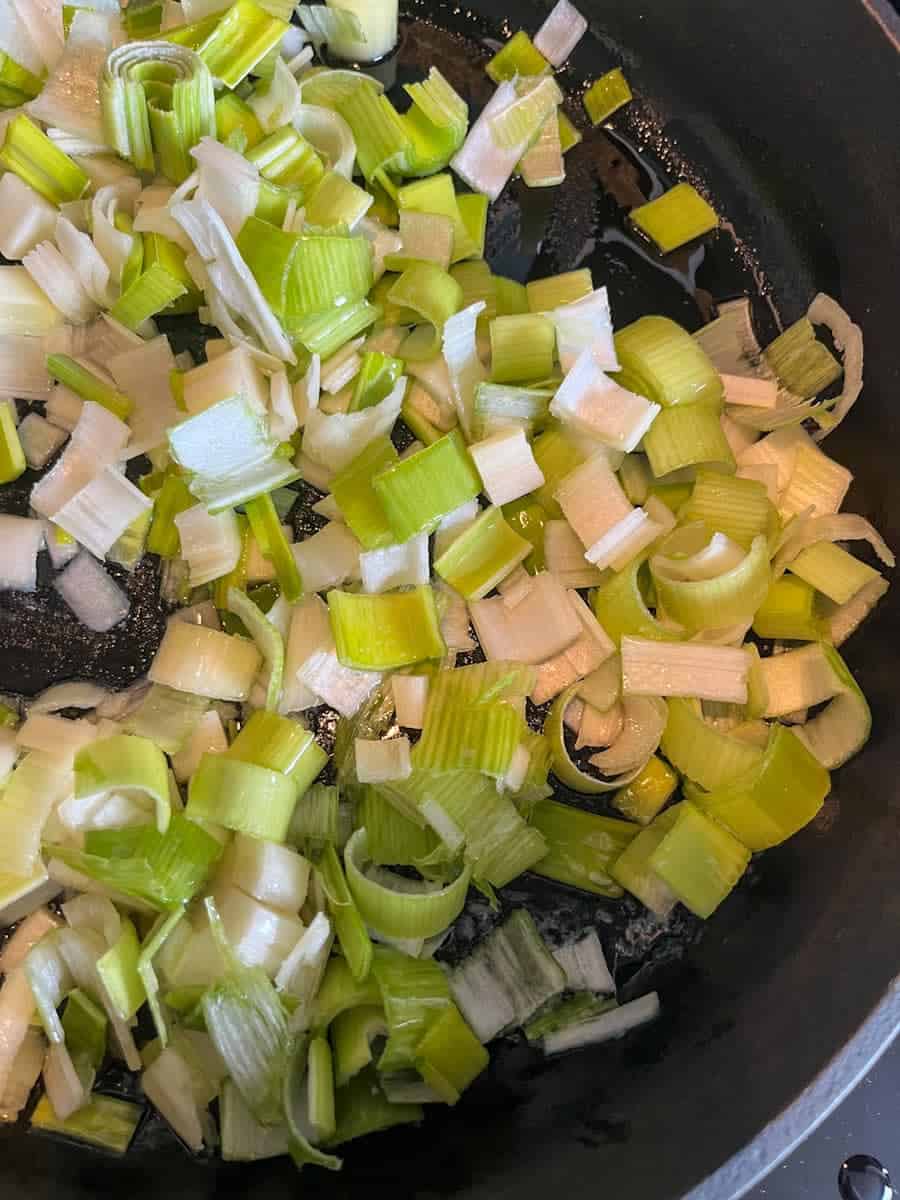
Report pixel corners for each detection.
[1,1,899,1197]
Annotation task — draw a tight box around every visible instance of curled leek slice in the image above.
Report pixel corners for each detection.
[344,828,471,940]
[100,41,215,182]
[547,681,662,794]
[650,528,772,633]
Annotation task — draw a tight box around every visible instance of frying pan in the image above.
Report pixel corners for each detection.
[1,0,899,1196]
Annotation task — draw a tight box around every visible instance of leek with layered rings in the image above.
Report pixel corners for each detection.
[0,0,891,1165]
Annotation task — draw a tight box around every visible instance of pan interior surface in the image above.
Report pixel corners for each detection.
[2,2,899,1199]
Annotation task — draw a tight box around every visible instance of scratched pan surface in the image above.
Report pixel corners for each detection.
[2,1,900,1197]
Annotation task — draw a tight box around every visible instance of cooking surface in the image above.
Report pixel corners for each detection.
[751,1035,900,1199]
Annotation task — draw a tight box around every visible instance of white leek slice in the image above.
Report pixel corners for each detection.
[30,401,130,519]
[53,467,151,559]
[436,580,475,652]
[533,0,588,66]
[736,425,813,494]
[354,737,412,784]
[774,512,894,575]
[585,506,665,572]
[215,886,305,978]
[807,293,863,442]
[28,681,109,715]
[10,0,64,73]
[23,242,97,325]
[551,347,658,451]
[142,1045,208,1152]
[0,969,40,1100]
[721,372,778,408]
[149,620,262,701]
[291,521,361,594]
[779,442,852,518]
[0,1026,44,1122]
[249,56,300,133]
[16,713,96,764]
[107,335,178,455]
[27,11,110,145]
[553,930,615,995]
[17,413,67,470]
[91,181,139,287]
[280,594,330,714]
[220,834,310,916]
[621,637,750,704]
[468,426,544,506]
[470,571,583,665]
[391,675,429,730]
[301,376,404,473]
[531,590,616,705]
[0,515,44,593]
[542,519,606,589]
[544,991,660,1056]
[550,286,618,373]
[442,301,486,439]
[182,343,268,416]
[359,534,429,593]
[822,576,889,648]
[170,709,227,784]
[294,104,356,179]
[0,0,45,75]
[275,912,332,1031]
[171,196,296,363]
[0,334,52,400]
[175,505,242,588]
[0,174,57,261]
[192,136,261,239]
[555,451,633,548]
[297,649,381,719]
[451,81,524,202]
[588,695,666,775]
[53,552,130,633]
[227,586,285,713]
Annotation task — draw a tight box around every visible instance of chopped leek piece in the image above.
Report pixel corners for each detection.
[317,842,372,983]
[46,815,223,912]
[434,506,532,600]
[680,470,771,549]
[327,586,445,671]
[247,125,325,191]
[0,115,89,206]
[193,0,288,88]
[486,31,549,82]
[245,492,302,603]
[344,828,471,939]
[215,93,264,150]
[788,540,879,605]
[0,402,25,484]
[613,754,678,825]
[642,402,735,477]
[525,992,617,1043]
[372,430,482,543]
[402,68,469,179]
[592,556,682,644]
[752,575,823,641]
[609,808,679,918]
[691,725,830,852]
[327,1067,422,1146]
[97,918,146,1021]
[490,314,556,384]
[349,352,404,413]
[30,1092,142,1154]
[630,183,719,254]
[651,532,771,633]
[764,317,842,401]
[621,637,750,704]
[46,355,132,422]
[331,434,398,548]
[543,991,659,1055]
[456,193,489,259]
[332,1005,387,1087]
[583,68,632,125]
[61,989,107,1073]
[647,802,750,919]
[388,263,463,361]
[372,948,452,1075]
[75,733,171,834]
[101,42,216,182]
[187,755,299,842]
[529,800,636,896]
[660,697,764,791]
[614,315,723,409]
[526,270,593,313]
[448,910,566,1042]
[337,85,410,185]
[110,262,188,332]
[415,1003,488,1103]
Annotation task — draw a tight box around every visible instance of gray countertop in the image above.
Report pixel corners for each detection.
[750,1036,900,1199]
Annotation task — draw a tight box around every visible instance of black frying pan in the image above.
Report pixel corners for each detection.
[2,1,899,1196]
